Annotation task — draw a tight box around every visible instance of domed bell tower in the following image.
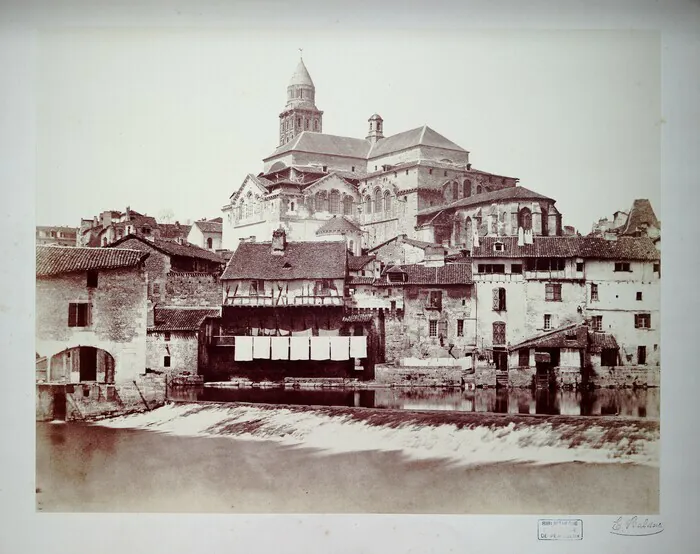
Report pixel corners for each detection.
[366,113,384,144]
[279,55,324,146]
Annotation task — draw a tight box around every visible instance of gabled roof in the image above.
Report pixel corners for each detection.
[316,216,362,235]
[375,262,472,286]
[109,235,226,264]
[509,323,588,351]
[588,331,619,353]
[368,234,444,254]
[159,223,192,240]
[266,132,371,160]
[36,245,148,277]
[418,186,554,218]
[221,241,347,280]
[368,125,467,159]
[194,220,223,234]
[620,199,660,235]
[471,236,660,261]
[150,307,221,332]
[347,254,375,272]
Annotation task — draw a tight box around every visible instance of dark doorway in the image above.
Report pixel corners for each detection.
[52,390,66,421]
[79,347,97,381]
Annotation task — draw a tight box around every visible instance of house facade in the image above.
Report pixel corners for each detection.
[35,245,149,384]
[201,229,373,381]
[187,218,223,251]
[36,226,78,247]
[79,207,191,247]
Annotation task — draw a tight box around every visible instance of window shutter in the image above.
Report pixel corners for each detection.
[499,287,506,311]
[492,288,500,311]
[68,303,77,327]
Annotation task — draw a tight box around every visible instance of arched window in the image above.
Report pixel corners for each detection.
[329,190,340,214]
[443,183,451,203]
[343,195,353,216]
[290,201,295,212]
[518,207,532,230]
[314,120,318,131]
[464,180,472,197]
[374,188,382,214]
[365,195,372,214]
[316,191,328,212]
[452,181,459,200]
[207,237,213,249]
[476,185,483,195]
[384,190,392,213]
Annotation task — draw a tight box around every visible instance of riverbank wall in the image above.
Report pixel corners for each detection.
[36,374,166,422]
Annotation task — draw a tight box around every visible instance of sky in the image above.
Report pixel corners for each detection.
[36,28,660,232]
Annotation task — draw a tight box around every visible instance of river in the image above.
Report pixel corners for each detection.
[36,398,660,514]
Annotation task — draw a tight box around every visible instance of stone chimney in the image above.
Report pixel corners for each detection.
[271,228,287,256]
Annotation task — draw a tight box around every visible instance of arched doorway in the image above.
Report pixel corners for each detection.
[50,346,115,383]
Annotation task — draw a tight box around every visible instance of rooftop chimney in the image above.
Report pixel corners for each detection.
[271,228,287,256]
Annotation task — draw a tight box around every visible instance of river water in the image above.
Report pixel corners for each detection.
[170,386,660,418]
[36,396,660,514]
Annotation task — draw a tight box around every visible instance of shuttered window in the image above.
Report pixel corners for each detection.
[68,303,91,327]
[493,322,506,345]
[492,287,506,311]
[519,348,530,367]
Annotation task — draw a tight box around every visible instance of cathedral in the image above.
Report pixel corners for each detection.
[221,57,564,254]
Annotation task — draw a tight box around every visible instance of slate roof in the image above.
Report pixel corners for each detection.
[368,125,467,159]
[194,220,223,234]
[109,235,226,264]
[316,216,362,235]
[417,186,553,218]
[347,254,375,272]
[151,307,221,332]
[221,241,347,280]
[620,199,660,235]
[267,132,371,160]
[471,236,660,261]
[36,245,148,277]
[375,262,472,286]
[509,323,588,351]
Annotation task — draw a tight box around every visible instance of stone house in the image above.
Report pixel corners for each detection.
[109,235,225,307]
[146,306,220,376]
[202,229,373,381]
[187,218,223,251]
[36,226,78,247]
[35,245,149,384]
[374,260,475,365]
[369,234,447,266]
[346,254,382,309]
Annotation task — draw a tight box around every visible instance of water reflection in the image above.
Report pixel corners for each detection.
[169,386,660,418]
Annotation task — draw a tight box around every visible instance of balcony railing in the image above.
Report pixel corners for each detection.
[224,294,345,307]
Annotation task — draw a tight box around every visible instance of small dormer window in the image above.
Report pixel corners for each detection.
[494,242,505,252]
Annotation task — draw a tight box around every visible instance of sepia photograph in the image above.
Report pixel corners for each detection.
[33,25,662,516]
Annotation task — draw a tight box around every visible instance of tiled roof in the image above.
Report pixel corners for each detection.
[316,216,362,235]
[266,132,371,160]
[194,220,223,234]
[509,323,588,351]
[588,331,619,353]
[151,307,221,332]
[471,236,660,261]
[221,241,347,280]
[347,254,375,271]
[110,235,226,264]
[36,245,148,277]
[368,234,444,254]
[375,262,472,286]
[368,126,467,159]
[159,223,192,240]
[417,186,553,217]
[342,313,374,323]
[620,199,660,235]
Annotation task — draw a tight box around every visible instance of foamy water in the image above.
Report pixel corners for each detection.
[98,403,659,467]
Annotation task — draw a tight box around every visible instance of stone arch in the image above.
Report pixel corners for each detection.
[452,181,460,201]
[49,346,115,384]
[464,180,472,198]
[343,194,354,216]
[476,185,483,195]
[364,194,372,214]
[373,187,382,213]
[383,190,392,213]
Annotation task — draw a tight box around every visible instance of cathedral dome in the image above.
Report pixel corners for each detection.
[289,59,315,87]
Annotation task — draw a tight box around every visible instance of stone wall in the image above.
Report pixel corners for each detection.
[373,364,463,387]
[586,366,660,388]
[36,375,166,421]
[116,237,171,305]
[36,266,148,383]
[165,272,221,307]
[146,331,199,375]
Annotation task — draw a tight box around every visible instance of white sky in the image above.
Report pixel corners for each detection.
[37,28,660,232]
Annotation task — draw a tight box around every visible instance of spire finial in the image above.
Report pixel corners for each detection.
[298,47,303,59]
